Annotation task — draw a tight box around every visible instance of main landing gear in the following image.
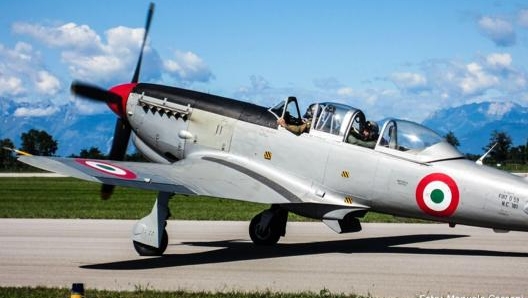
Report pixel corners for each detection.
[131,195,289,256]
[249,205,288,245]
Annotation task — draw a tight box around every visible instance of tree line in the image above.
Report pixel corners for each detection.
[445,130,525,168]
[1,128,527,171]
[1,129,145,171]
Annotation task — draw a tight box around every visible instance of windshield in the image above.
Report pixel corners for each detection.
[380,119,443,151]
[378,119,463,161]
[313,103,353,136]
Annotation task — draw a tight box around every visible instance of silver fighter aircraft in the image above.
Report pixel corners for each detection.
[16,3,528,255]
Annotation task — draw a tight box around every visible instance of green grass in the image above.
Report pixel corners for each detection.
[0,287,367,298]
[0,177,416,222]
[0,177,268,220]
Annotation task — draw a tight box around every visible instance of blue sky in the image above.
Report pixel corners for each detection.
[1,0,528,122]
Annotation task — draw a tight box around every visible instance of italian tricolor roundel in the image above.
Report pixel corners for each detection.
[75,159,137,179]
[415,173,459,217]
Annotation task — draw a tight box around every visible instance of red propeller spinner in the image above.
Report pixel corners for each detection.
[108,83,137,118]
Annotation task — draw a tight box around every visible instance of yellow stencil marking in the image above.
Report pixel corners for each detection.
[264,151,272,160]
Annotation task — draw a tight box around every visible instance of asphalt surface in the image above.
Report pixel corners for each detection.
[1,219,528,297]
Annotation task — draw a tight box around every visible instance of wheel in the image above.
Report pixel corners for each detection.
[249,212,281,246]
[133,229,169,256]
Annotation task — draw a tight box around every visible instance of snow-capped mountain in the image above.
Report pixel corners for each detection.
[1,98,116,157]
[2,98,528,156]
[422,101,528,154]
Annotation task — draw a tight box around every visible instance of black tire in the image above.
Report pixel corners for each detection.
[249,213,281,246]
[133,229,169,256]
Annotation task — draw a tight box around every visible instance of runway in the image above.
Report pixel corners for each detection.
[1,219,528,297]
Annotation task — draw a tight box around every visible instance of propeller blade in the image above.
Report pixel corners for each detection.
[75,3,154,200]
[108,118,132,161]
[71,81,121,104]
[131,2,155,83]
[101,117,132,200]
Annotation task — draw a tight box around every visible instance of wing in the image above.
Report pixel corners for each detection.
[17,154,303,204]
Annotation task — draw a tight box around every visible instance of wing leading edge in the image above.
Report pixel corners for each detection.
[17,155,300,204]
[18,155,195,195]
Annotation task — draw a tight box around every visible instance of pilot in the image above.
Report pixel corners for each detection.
[278,104,318,135]
[347,120,379,149]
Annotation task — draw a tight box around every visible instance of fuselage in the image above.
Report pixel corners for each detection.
[124,83,528,232]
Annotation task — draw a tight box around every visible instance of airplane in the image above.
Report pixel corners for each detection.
[14,3,528,256]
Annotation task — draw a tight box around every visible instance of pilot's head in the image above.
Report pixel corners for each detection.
[304,104,320,119]
[366,121,379,138]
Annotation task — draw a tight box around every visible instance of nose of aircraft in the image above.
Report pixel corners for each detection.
[108,83,137,118]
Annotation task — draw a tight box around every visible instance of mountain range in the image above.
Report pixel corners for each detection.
[1,99,116,157]
[2,98,528,156]
[422,101,528,154]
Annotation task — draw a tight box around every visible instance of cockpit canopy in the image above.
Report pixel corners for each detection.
[312,102,356,136]
[269,98,463,163]
[380,119,444,151]
[376,119,463,162]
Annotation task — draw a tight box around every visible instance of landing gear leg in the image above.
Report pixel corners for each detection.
[132,191,172,256]
[249,205,288,245]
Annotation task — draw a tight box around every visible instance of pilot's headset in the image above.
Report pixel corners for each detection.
[367,121,379,137]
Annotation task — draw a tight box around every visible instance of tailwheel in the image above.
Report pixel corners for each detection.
[133,229,169,256]
[249,206,288,246]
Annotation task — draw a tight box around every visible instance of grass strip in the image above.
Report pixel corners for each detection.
[0,287,368,298]
[0,177,424,222]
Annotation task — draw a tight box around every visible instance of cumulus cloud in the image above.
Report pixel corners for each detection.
[13,21,211,87]
[0,43,30,97]
[459,62,499,96]
[485,52,512,69]
[479,52,527,94]
[390,72,428,92]
[13,22,155,84]
[347,50,528,122]
[35,70,61,95]
[477,16,516,47]
[12,22,101,51]
[13,106,59,117]
[410,51,527,102]
[163,50,214,83]
[0,42,62,99]
[4,19,216,116]
[61,25,154,83]
[0,76,25,97]
[313,77,357,99]
[64,51,130,82]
